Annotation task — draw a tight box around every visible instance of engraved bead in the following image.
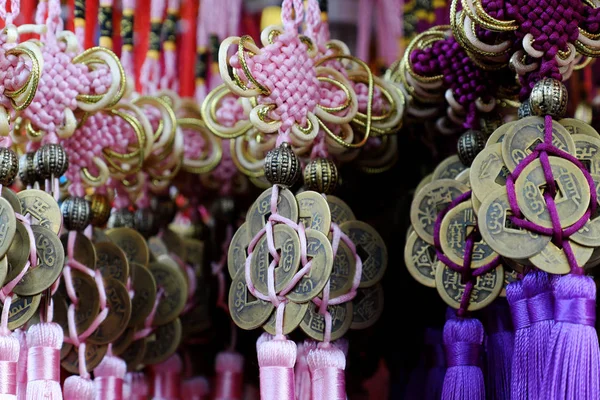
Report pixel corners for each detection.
[457,130,485,166]
[529,78,568,118]
[518,100,532,119]
[0,147,18,185]
[151,195,177,226]
[61,197,91,232]
[89,193,111,227]
[107,208,134,228]
[34,144,69,179]
[264,142,301,187]
[134,208,158,238]
[18,152,38,186]
[303,158,338,194]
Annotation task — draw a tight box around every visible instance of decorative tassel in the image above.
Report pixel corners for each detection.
[0,327,21,399]
[482,298,513,400]
[540,274,600,399]
[63,343,95,400]
[506,280,530,400]
[424,328,445,400]
[307,344,346,400]
[14,329,27,400]
[213,351,244,400]
[441,317,485,400]
[128,372,149,400]
[25,322,64,400]
[257,333,296,400]
[94,353,127,399]
[523,270,554,397]
[295,340,316,400]
[181,377,209,400]
[152,353,183,400]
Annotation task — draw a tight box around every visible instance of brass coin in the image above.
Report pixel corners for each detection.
[296,191,332,235]
[329,237,357,297]
[87,278,132,345]
[1,293,41,330]
[0,257,7,289]
[17,189,62,234]
[263,301,309,335]
[106,227,150,267]
[92,227,111,244]
[515,156,589,229]
[500,267,520,298]
[432,155,467,181]
[286,229,333,303]
[121,338,147,372]
[529,241,593,275]
[142,317,182,365]
[414,173,434,197]
[52,294,72,359]
[404,231,437,288]
[440,202,497,269]
[148,260,188,326]
[251,224,301,295]
[129,263,157,328]
[560,118,600,139]
[485,120,516,146]
[410,179,470,245]
[571,216,600,248]
[300,301,352,341]
[60,232,96,270]
[229,268,274,330]
[94,241,129,283]
[5,221,30,285]
[148,236,169,261]
[0,197,16,259]
[228,222,250,279]
[472,192,482,216]
[2,187,21,214]
[246,187,299,239]
[161,229,186,261]
[61,342,108,374]
[434,261,503,311]
[340,221,387,288]
[502,116,575,172]
[65,269,100,334]
[13,225,65,296]
[478,187,551,259]
[351,283,384,330]
[326,195,355,225]
[573,134,600,204]
[470,143,510,204]
[455,168,471,187]
[183,238,204,269]
[112,327,135,357]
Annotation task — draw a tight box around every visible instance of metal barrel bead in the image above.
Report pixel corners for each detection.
[34,143,69,179]
[518,100,532,119]
[107,208,135,228]
[151,195,177,226]
[61,196,92,232]
[89,193,112,227]
[0,147,18,186]
[529,78,568,118]
[134,208,159,238]
[303,158,339,194]
[18,152,38,186]
[457,130,486,166]
[264,142,301,187]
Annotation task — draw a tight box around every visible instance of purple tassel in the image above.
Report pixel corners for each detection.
[523,270,554,397]
[441,317,485,400]
[424,328,445,400]
[506,280,530,400]
[482,298,513,400]
[540,274,600,400]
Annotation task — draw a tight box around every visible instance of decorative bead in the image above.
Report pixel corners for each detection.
[18,152,38,186]
[479,113,503,137]
[0,148,18,186]
[61,197,92,232]
[457,130,486,166]
[303,158,339,194]
[151,195,177,226]
[518,100,532,119]
[264,142,301,187]
[107,208,134,229]
[529,78,568,118]
[89,193,111,227]
[34,144,69,179]
[134,208,158,238]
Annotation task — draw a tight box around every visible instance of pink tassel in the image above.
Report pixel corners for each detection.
[63,375,94,400]
[441,318,485,400]
[25,322,63,400]
[214,351,243,400]
[152,354,182,400]
[0,328,21,399]
[128,372,149,400]
[540,274,600,399]
[295,340,316,400]
[506,280,530,400]
[307,345,347,400]
[257,333,296,400]
[523,270,554,397]
[13,329,27,400]
[94,354,127,399]
[181,377,209,400]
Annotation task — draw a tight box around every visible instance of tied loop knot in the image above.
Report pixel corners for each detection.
[445,342,481,368]
[554,298,596,327]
